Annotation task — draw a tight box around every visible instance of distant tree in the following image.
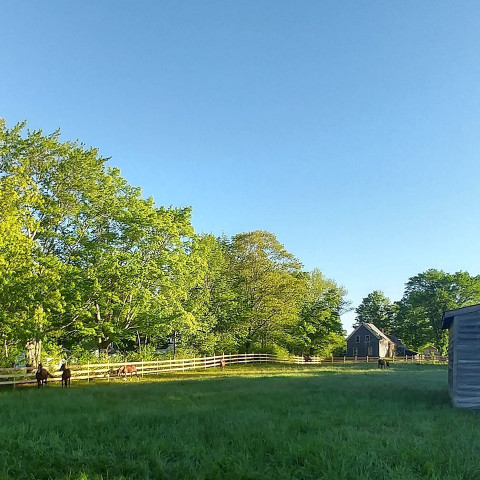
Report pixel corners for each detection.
[296,269,350,356]
[354,290,395,331]
[180,234,237,354]
[395,269,480,354]
[225,230,306,352]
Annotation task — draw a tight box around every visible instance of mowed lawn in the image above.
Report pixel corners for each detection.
[0,363,478,480]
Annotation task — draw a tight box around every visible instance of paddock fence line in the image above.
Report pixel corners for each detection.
[0,353,448,387]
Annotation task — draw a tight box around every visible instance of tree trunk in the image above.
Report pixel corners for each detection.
[25,339,42,366]
[2,335,8,358]
[97,337,111,354]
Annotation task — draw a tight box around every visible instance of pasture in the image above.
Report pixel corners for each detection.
[0,363,478,480]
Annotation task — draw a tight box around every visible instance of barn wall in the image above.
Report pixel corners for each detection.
[451,311,480,408]
[346,325,379,356]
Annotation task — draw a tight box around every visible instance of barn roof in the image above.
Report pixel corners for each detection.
[442,303,480,330]
[346,323,395,343]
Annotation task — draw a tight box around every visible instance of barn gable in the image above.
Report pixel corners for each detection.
[346,323,396,357]
[442,304,480,409]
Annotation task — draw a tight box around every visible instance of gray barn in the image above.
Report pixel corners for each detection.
[442,304,480,409]
[346,323,396,357]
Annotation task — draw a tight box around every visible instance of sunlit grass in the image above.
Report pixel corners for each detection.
[0,363,477,480]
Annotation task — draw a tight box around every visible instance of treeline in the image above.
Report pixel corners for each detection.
[355,270,480,354]
[0,120,349,366]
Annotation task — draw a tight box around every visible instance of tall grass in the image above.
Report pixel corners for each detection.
[0,363,477,480]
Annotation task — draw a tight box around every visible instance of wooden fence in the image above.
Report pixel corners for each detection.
[0,353,448,388]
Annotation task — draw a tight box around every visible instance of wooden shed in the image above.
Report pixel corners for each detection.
[442,304,480,409]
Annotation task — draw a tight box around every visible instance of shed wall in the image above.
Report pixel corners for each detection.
[447,321,455,400]
[451,311,480,408]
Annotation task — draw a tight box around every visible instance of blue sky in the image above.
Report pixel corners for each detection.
[2,1,479,332]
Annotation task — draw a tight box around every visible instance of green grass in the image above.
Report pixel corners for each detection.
[0,363,478,480]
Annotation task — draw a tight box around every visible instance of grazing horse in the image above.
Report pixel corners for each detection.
[60,363,71,388]
[378,359,390,369]
[117,365,139,381]
[303,355,312,362]
[220,359,226,371]
[36,364,52,388]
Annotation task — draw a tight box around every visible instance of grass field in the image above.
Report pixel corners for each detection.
[0,362,478,480]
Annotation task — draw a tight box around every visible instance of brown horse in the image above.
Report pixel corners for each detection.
[220,359,226,371]
[378,359,390,369]
[60,363,71,388]
[303,355,312,362]
[36,364,52,388]
[117,365,139,381]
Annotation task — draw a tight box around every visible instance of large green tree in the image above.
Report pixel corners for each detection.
[0,120,197,361]
[296,269,349,356]
[225,230,306,352]
[354,290,396,331]
[180,234,237,354]
[395,269,480,353]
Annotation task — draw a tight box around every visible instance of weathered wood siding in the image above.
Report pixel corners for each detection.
[346,324,380,356]
[447,320,455,401]
[445,308,480,409]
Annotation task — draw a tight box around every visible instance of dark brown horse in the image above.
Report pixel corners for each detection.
[378,359,390,369]
[303,355,312,362]
[36,364,52,388]
[60,363,71,388]
[117,365,139,380]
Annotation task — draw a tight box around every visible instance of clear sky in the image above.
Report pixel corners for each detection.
[2,1,479,333]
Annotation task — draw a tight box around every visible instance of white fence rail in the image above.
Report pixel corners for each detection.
[0,353,447,387]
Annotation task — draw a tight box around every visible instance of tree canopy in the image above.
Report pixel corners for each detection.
[0,120,350,365]
[357,270,480,354]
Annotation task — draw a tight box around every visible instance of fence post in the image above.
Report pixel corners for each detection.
[87,363,90,383]
[343,356,346,364]
[355,355,357,363]
[366,356,369,363]
[142,360,144,378]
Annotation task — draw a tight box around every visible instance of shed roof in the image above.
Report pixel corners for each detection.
[442,303,480,330]
[346,323,395,343]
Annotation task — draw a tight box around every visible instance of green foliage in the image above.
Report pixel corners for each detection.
[356,270,480,355]
[354,290,395,330]
[295,269,349,355]
[395,269,480,353]
[0,119,359,361]
[222,230,307,352]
